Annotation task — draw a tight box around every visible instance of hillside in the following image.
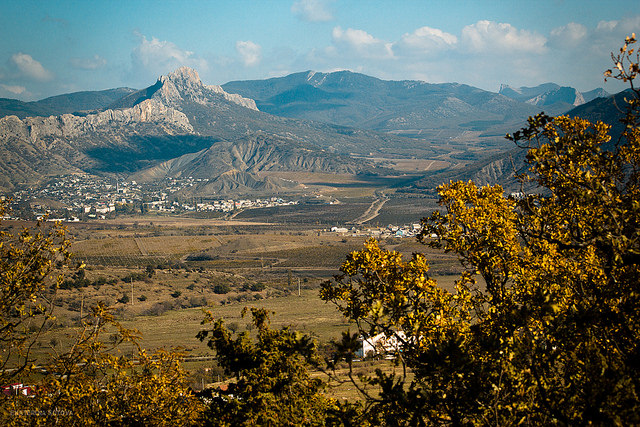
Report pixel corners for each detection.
[222,70,547,135]
[0,87,136,118]
[0,68,407,193]
[407,88,626,194]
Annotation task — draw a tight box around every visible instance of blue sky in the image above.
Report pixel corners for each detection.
[1,0,639,101]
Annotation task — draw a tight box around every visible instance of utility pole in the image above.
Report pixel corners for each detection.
[298,278,301,296]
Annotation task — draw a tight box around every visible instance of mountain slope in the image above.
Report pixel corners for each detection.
[0,88,136,119]
[222,70,544,135]
[0,68,403,193]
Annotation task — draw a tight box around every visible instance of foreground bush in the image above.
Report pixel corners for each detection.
[321,35,640,425]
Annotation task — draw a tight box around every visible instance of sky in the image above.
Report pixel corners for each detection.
[1,0,639,101]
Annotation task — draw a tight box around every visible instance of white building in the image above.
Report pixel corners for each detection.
[356,331,406,358]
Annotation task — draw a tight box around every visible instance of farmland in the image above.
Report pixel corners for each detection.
[7,192,463,392]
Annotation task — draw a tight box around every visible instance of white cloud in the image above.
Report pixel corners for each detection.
[395,26,458,56]
[0,84,26,95]
[595,15,640,37]
[596,20,619,32]
[461,20,547,54]
[236,41,262,67]
[10,53,53,81]
[70,54,107,70]
[332,26,394,59]
[291,0,334,22]
[548,22,587,48]
[131,34,208,77]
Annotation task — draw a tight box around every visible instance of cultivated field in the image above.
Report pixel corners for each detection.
[18,193,465,392]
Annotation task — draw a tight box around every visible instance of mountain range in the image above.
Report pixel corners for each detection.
[498,83,609,113]
[223,71,544,136]
[0,67,619,196]
[0,68,411,194]
[0,88,137,119]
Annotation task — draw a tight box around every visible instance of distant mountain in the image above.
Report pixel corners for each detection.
[498,83,610,115]
[0,68,407,193]
[222,71,544,135]
[497,83,561,102]
[582,88,610,103]
[412,88,629,194]
[0,88,136,119]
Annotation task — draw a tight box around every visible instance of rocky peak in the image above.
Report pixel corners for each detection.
[155,67,258,111]
[160,67,203,90]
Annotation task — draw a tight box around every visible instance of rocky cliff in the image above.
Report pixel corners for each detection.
[0,99,193,143]
[110,67,258,113]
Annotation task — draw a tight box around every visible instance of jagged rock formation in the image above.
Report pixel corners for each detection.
[157,67,258,111]
[112,67,257,112]
[0,99,196,189]
[0,99,193,142]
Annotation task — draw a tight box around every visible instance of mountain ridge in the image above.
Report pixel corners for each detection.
[0,67,402,194]
[222,70,549,134]
[0,87,137,119]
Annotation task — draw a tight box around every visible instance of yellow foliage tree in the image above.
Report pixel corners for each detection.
[0,208,204,426]
[0,204,71,387]
[321,35,640,425]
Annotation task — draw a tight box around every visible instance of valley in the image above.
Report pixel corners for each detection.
[0,64,622,394]
[2,197,461,391]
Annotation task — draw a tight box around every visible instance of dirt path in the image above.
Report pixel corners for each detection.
[134,237,148,256]
[352,194,389,224]
[227,209,245,220]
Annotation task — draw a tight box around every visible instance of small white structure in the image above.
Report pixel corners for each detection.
[356,331,406,358]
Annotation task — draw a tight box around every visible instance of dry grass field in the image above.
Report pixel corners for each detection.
[22,194,466,392]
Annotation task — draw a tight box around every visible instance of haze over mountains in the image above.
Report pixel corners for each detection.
[0,67,618,195]
[498,83,609,113]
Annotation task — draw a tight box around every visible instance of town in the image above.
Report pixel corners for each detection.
[2,174,297,220]
[1,174,424,239]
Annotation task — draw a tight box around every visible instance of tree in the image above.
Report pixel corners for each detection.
[321,35,640,425]
[197,307,361,426]
[0,204,71,387]
[5,303,204,426]
[0,204,204,426]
